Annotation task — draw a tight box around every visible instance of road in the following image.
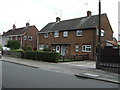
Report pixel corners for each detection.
[2,61,118,88]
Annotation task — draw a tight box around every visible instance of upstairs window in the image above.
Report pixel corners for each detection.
[24,35,27,40]
[76,30,82,36]
[97,29,105,37]
[82,45,91,52]
[28,36,32,41]
[63,31,68,37]
[54,32,59,37]
[44,33,48,38]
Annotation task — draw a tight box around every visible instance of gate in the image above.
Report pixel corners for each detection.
[100,47,119,68]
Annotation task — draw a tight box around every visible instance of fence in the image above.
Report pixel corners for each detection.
[59,54,89,62]
[99,47,119,68]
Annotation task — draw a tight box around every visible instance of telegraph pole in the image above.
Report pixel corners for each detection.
[96,0,101,69]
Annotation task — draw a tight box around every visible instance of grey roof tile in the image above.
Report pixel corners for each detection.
[39,14,106,33]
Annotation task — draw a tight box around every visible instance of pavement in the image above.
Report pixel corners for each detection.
[1,56,120,85]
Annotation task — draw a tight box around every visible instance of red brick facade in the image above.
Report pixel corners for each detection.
[3,24,38,50]
[38,13,113,60]
[22,26,38,50]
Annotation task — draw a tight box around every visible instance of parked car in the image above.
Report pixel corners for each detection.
[0,51,2,58]
[2,47,10,51]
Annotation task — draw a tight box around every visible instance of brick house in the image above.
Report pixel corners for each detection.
[2,23,38,50]
[37,11,113,60]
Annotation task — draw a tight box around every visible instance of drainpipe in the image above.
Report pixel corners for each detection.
[37,34,39,50]
[20,36,22,49]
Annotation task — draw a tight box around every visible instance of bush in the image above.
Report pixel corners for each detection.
[14,49,25,53]
[23,45,32,51]
[22,51,60,63]
[43,48,51,52]
[6,40,20,50]
[0,45,2,51]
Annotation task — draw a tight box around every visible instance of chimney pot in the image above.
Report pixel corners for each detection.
[26,22,30,27]
[56,17,60,22]
[13,24,16,30]
[87,11,92,17]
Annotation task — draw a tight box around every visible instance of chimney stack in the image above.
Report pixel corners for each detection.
[26,22,30,27]
[56,17,60,22]
[13,24,16,30]
[87,11,92,17]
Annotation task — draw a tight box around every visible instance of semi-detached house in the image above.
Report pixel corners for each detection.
[37,11,113,60]
[2,23,38,50]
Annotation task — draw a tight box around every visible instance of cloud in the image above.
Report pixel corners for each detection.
[0,0,119,39]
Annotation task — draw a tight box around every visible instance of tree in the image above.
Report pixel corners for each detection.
[6,40,20,50]
[0,45,2,51]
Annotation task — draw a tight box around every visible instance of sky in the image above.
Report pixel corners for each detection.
[0,0,119,39]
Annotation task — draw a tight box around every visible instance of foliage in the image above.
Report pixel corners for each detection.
[0,45,2,51]
[22,51,60,63]
[6,40,20,50]
[14,49,25,53]
[43,48,51,52]
[23,45,32,51]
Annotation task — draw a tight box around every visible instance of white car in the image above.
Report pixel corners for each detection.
[0,51,2,58]
[2,47,10,51]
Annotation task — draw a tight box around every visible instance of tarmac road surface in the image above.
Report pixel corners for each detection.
[2,61,118,88]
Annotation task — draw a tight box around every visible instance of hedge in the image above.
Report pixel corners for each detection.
[21,51,60,63]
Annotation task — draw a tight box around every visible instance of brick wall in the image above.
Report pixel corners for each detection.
[22,26,38,50]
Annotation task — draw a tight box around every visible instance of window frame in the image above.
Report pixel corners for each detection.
[82,45,91,52]
[75,45,79,52]
[54,32,59,37]
[28,36,32,41]
[76,30,82,36]
[39,44,44,50]
[15,36,18,40]
[24,35,27,40]
[63,31,68,37]
[97,29,105,37]
[44,33,48,38]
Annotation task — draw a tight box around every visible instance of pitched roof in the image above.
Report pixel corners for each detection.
[2,26,33,36]
[39,14,106,33]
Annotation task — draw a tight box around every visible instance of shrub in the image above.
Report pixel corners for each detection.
[23,45,32,51]
[43,48,51,52]
[22,51,60,63]
[14,49,25,53]
[6,40,20,50]
[0,45,2,51]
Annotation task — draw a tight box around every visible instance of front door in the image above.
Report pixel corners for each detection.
[56,45,60,53]
[61,45,66,56]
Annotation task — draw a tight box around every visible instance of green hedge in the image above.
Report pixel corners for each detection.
[21,51,60,63]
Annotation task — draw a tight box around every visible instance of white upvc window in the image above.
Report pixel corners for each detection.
[44,33,48,38]
[82,45,91,52]
[46,45,49,48]
[24,35,27,40]
[76,30,82,36]
[75,45,79,52]
[63,31,68,37]
[10,36,12,40]
[39,44,44,50]
[15,36,18,40]
[54,32,59,37]
[28,36,32,41]
[97,29,105,37]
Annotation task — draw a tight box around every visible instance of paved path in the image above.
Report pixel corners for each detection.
[1,56,120,85]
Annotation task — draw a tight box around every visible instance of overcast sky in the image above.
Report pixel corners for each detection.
[0,0,119,39]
